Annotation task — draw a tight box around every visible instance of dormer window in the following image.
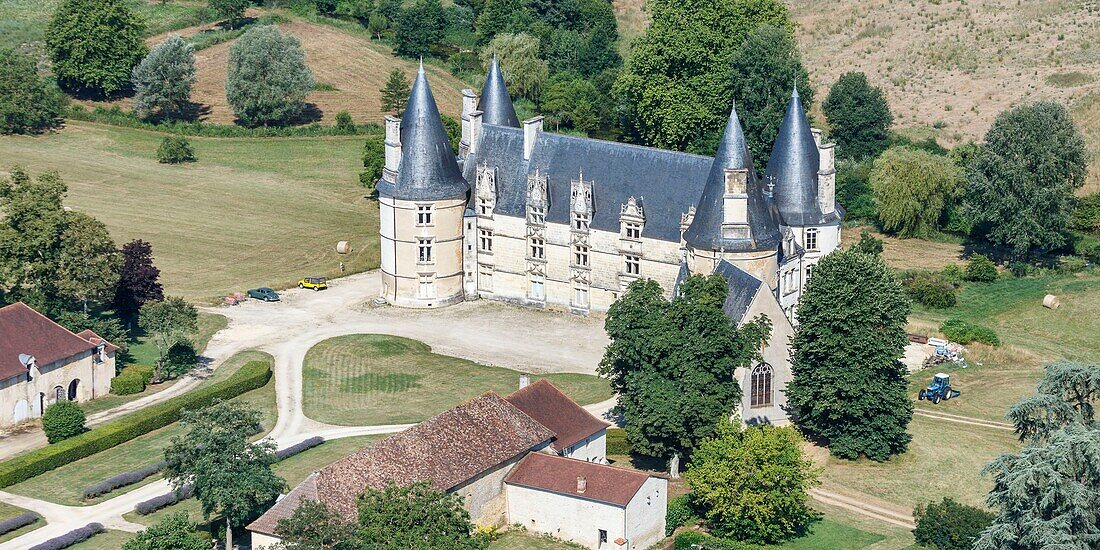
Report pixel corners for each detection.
[528,205,545,226]
[620,196,645,240]
[573,214,590,232]
[624,222,641,240]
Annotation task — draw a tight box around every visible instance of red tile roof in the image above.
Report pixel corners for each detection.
[0,303,111,380]
[248,392,554,535]
[75,330,120,354]
[505,379,610,452]
[504,452,651,507]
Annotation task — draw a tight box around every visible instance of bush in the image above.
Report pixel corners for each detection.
[964,254,998,282]
[913,498,994,550]
[156,136,196,164]
[82,460,167,499]
[605,428,630,455]
[0,360,272,488]
[335,110,355,132]
[673,531,760,550]
[360,136,385,191]
[666,494,695,536]
[163,341,198,378]
[275,436,324,461]
[0,512,39,536]
[43,401,87,444]
[851,230,884,256]
[1071,192,1100,232]
[111,373,146,395]
[128,364,155,385]
[902,272,957,308]
[1,47,68,134]
[29,522,105,550]
[940,319,1000,347]
[941,264,964,286]
[1056,255,1087,274]
[135,485,194,515]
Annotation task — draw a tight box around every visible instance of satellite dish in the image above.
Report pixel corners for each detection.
[18,354,35,368]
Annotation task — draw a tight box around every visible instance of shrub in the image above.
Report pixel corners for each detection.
[666,494,695,536]
[335,111,355,132]
[605,428,630,455]
[0,47,68,134]
[128,364,155,385]
[275,436,324,461]
[913,498,994,550]
[964,254,998,282]
[1071,192,1100,232]
[851,230,884,256]
[902,272,957,308]
[0,360,272,488]
[111,373,146,395]
[360,136,385,191]
[940,319,1000,346]
[135,484,195,516]
[941,264,964,286]
[673,531,760,550]
[156,136,196,164]
[163,341,198,378]
[43,401,87,444]
[1056,255,1087,274]
[82,460,167,499]
[0,512,39,536]
[29,522,105,550]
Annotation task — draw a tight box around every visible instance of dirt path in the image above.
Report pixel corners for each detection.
[809,488,915,530]
[913,409,1016,431]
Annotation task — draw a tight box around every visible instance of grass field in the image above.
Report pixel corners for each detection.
[0,0,206,52]
[67,528,134,549]
[840,226,965,272]
[0,503,40,543]
[0,122,378,301]
[302,334,614,426]
[490,530,585,549]
[5,351,275,506]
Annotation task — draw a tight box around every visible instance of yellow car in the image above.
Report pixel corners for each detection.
[298,276,329,291]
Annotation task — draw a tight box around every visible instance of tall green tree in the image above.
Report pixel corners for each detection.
[480,33,548,101]
[208,0,250,25]
[55,211,121,313]
[0,167,68,310]
[132,35,197,121]
[0,47,67,134]
[394,0,447,58]
[975,361,1100,549]
[164,401,286,550]
[822,72,892,160]
[786,249,913,461]
[45,0,148,97]
[379,69,410,114]
[870,146,964,238]
[964,101,1087,257]
[473,0,532,44]
[357,481,487,549]
[599,275,769,464]
[275,500,360,550]
[123,512,208,550]
[613,0,792,152]
[686,419,819,544]
[728,24,813,163]
[226,26,315,127]
[138,297,198,370]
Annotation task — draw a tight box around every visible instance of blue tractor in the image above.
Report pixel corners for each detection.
[918,372,960,404]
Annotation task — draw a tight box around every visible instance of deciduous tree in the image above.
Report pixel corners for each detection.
[357,481,487,549]
[480,33,548,101]
[208,0,250,25]
[0,167,69,311]
[226,26,315,127]
[55,212,121,313]
[870,146,964,238]
[0,47,67,134]
[822,72,892,161]
[964,101,1087,257]
[45,0,148,96]
[123,512,208,550]
[394,0,446,58]
[132,35,197,121]
[114,240,164,320]
[379,69,410,114]
[138,297,198,370]
[785,249,913,461]
[275,500,360,549]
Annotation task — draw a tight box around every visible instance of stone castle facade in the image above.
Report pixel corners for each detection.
[377,60,843,424]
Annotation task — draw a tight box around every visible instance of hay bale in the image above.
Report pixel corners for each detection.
[336,241,352,254]
[1043,294,1060,309]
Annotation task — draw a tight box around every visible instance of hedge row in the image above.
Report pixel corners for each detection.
[606,428,631,456]
[28,522,104,550]
[276,436,325,461]
[111,364,157,395]
[0,512,39,536]
[941,319,1001,347]
[135,484,193,515]
[82,460,167,500]
[68,106,383,138]
[0,360,272,488]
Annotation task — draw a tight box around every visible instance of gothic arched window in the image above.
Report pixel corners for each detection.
[750,364,773,408]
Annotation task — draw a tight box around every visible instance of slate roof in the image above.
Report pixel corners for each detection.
[713,260,763,323]
[248,392,554,533]
[683,103,782,253]
[0,302,110,380]
[505,453,651,507]
[505,380,610,453]
[464,127,712,243]
[764,88,839,227]
[377,63,469,201]
[478,56,520,128]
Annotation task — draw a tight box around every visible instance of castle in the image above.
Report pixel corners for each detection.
[377,60,843,425]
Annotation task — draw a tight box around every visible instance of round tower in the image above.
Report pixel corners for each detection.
[377,63,469,308]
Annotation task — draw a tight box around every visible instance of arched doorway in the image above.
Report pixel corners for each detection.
[39,393,45,416]
[53,385,64,403]
[68,379,80,401]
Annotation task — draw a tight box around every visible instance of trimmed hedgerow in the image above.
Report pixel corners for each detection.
[82,460,168,500]
[606,428,630,456]
[276,436,324,461]
[28,522,104,550]
[0,512,39,536]
[0,360,272,488]
[940,319,1000,347]
[135,484,194,515]
[68,105,382,138]
[110,372,146,395]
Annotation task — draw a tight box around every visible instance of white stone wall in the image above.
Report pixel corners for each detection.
[623,477,668,550]
[452,453,528,526]
[0,350,115,427]
[562,429,607,463]
[506,484,628,549]
[379,196,466,308]
[734,290,795,426]
[251,532,282,549]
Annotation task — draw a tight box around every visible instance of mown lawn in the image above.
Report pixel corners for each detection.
[5,351,275,506]
[0,122,378,302]
[490,530,584,549]
[67,528,135,550]
[0,502,40,543]
[301,334,614,426]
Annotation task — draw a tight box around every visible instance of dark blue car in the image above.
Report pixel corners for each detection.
[248,288,280,302]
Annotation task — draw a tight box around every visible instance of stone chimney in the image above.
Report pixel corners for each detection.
[576,476,587,493]
[519,373,530,389]
[721,168,750,239]
[469,111,483,157]
[383,115,402,183]
[811,127,823,147]
[523,116,543,161]
[459,89,478,157]
[818,142,836,215]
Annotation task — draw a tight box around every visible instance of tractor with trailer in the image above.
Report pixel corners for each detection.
[918,373,960,404]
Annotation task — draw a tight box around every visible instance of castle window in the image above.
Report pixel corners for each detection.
[574,244,589,268]
[624,254,640,275]
[416,204,433,226]
[530,275,545,301]
[750,363,773,408]
[528,206,545,226]
[805,228,819,251]
[418,275,435,299]
[573,213,589,232]
[623,221,642,240]
[529,237,545,260]
[574,287,589,307]
[806,263,814,281]
[478,199,491,216]
[417,238,433,263]
[478,265,493,291]
[479,229,493,253]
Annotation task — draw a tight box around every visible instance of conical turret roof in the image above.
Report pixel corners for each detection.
[478,56,520,128]
[683,102,781,253]
[764,87,822,226]
[380,62,469,201]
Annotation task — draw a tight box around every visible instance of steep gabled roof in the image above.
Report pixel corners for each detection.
[683,102,782,253]
[478,56,520,128]
[504,453,652,507]
[764,87,829,227]
[505,380,610,453]
[713,260,763,324]
[0,302,108,380]
[377,62,469,201]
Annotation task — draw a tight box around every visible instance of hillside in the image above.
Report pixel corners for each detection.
[612,0,1100,192]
